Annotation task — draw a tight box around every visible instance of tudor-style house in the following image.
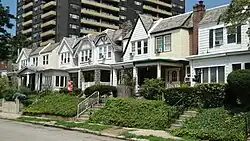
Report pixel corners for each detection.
[187,4,250,86]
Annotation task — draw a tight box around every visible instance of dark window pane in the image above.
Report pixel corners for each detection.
[210,67,217,83]
[232,64,241,71]
[218,66,225,83]
[202,68,208,83]
[56,76,59,86]
[60,76,64,87]
[245,63,250,69]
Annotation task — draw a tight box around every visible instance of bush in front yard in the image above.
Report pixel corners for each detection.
[140,78,165,100]
[172,108,245,141]
[89,98,181,130]
[23,93,82,117]
[227,70,250,105]
[164,84,226,108]
[84,85,117,97]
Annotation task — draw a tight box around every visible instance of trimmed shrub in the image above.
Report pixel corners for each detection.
[23,93,82,117]
[89,98,181,130]
[72,87,83,97]
[172,108,245,141]
[140,78,165,100]
[59,88,68,94]
[196,83,226,108]
[84,85,117,97]
[19,86,33,95]
[164,83,226,108]
[164,87,197,107]
[227,70,250,105]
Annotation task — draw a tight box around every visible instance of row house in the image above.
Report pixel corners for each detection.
[16,1,250,91]
[187,3,250,86]
[16,29,123,91]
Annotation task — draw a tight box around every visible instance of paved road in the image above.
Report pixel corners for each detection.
[0,119,124,141]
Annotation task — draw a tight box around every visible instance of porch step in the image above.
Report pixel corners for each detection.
[169,110,198,130]
[77,103,104,121]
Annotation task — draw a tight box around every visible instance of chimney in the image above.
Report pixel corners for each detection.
[192,0,205,55]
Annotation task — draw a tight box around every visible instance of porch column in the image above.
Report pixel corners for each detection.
[18,77,21,89]
[133,66,138,87]
[26,74,30,87]
[110,70,113,86]
[157,63,161,78]
[112,69,117,86]
[177,70,180,81]
[94,69,101,84]
[78,70,81,88]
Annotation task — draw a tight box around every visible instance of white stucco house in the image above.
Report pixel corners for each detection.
[187,5,250,86]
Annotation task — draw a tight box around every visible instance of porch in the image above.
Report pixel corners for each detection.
[113,59,188,89]
[80,66,112,90]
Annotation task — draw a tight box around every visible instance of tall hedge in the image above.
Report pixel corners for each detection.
[89,98,181,130]
[227,70,250,105]
[164,84,226,108]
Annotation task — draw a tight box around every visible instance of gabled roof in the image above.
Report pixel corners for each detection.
[57,37,77,54]
[73,35,96,57]
[199,5,228,25]
[41,42,60,54]
[139,14,154,31]
[95,29,123,52]
[151,12,192,34]
[29,47,44,56]
[16,48,32,63]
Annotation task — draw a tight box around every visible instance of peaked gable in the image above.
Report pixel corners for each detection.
[16,48,30,63]
[57,38,74,55]
[95,34,112,46]
[73,37,95,57]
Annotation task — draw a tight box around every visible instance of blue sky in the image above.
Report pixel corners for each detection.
[2,0,231,35]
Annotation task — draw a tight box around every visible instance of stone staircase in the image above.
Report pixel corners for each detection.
[169,110,198,130]
[77,103,104,121]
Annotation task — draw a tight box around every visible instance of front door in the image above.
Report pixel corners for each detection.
[165,68,180,88]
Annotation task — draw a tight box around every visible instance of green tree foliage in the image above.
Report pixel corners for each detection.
[140,78,165,100]
[0,0,15,60]
[9,34,32,61]
[222,0,250,34]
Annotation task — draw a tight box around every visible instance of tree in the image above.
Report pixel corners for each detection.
[222,0,250,36]
[9,34,32,62]
[0,0,15,60]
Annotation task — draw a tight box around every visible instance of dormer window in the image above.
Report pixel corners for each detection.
[43,55,49,65]
[21,59,28,68]
[99,46,111,59]
[33,57,38,66]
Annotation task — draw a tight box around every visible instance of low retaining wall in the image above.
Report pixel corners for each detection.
[1,99,23,114]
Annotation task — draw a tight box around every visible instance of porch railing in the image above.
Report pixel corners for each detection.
[76,91,100,118]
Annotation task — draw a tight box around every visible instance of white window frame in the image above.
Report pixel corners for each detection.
[43,55,48,65]
[199,66,225,83]
[61,52,70,64]
[99,46,111,59]
[55,76,67,87]
[156,34,171,53]
[33,57,38,66]
[214,28,223,46]
[81,49,92,63]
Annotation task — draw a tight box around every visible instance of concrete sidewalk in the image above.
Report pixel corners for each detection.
[0,112,21,120]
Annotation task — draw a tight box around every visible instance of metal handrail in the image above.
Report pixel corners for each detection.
[76,91,100,118]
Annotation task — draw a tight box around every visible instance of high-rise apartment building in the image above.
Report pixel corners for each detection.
[16,0,185,47]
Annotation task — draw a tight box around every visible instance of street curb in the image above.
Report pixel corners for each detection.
[0,117,147,141]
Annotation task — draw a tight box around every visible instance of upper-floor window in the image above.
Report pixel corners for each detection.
[32,57,38,66]
[81,50,92,62]
[209,26,242,48]
[227,26,241,44]
[156,34,171,53]
[61,52,70,64]
[131,39,148,55]
[21,59,28,68]
[70,4,80,10]
[43,55,49,65]
[134,1,141,5]
[69,24,79,29]
[99,46,111,59]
